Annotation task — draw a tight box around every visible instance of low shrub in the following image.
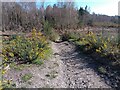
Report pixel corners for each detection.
[21,73,33,82]
[0,29,52,88]
[2,28,52,64]
[0,63,15,89]
[43,20,60,42]
[77,31,120,62]
[0,80,15,88]
[61,31,80,41]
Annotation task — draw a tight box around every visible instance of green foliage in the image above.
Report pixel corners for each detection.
[68,32,80,41]
[10,34,17,40]
[0,29,52,89]
[10,63,25,71]
[78,6,89,27]
[98,66,107,74]
[49,31,60,42]
[43,20,52,36]
[77,31,120,62]
[1,80,16,88]
[32,59,44,65]
[2,29,52,64]
[21,73,33,82]
[87,19,93,26]
[78,21,84,28]
[43,20,60,42]
[61,31,80,41]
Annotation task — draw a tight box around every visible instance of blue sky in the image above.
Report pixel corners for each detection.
[36,0,119,16]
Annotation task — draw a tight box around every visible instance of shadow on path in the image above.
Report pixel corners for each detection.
[55,41,114,88]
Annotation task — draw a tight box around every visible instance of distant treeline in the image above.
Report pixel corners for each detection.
[2,2,119,32]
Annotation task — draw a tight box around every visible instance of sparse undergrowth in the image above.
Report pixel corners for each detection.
[10,63,31,71]
[59,30,120,72]
[63,31,120,64]
[21,73,33,82]
[43,20,60,42]
[76,31,120,63]
[2,28,52,64]
[61,31,80,42]
[0,28,52,89]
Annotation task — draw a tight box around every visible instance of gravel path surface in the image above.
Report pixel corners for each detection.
[4,41,111,88]
[52,41,111,88]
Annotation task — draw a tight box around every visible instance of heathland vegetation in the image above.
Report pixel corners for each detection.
[0,2,120,88]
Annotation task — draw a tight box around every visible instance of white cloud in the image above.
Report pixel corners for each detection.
[91,1,119,16]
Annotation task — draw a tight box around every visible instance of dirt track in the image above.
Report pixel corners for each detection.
[4,41,111,88]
